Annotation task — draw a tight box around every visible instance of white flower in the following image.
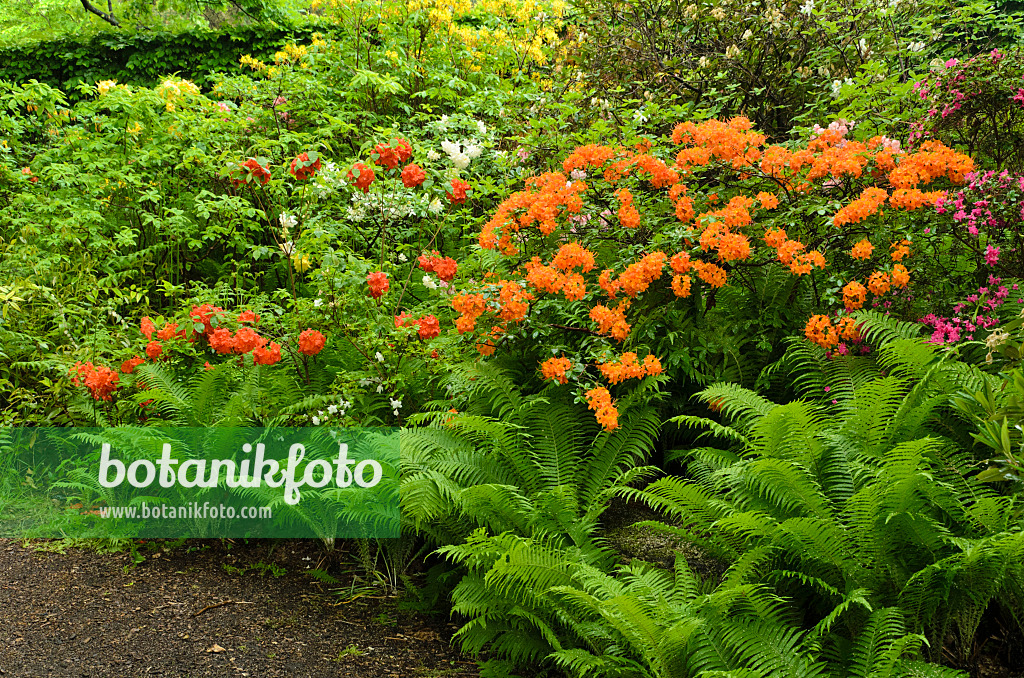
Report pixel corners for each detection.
[466,144,482,159]
[711,6,726,19]
[311,415,321,425]
[799,0,814,15]
[633,108,648,124]
[375,351,385,362]
[427,149,441,161]
[279,212,297,231]
[428,198,443,214]
[376,383,385,393]
[908,41,925,53]
[440,114,448,123]
[327,404,339,415]
[831,79,843,97]
[698,56,709,69]
[423,275,438,289]
[358,378,374,386]
[477,121,487,135]
[441,139,460,157]
[858,38,870,57]
[313,298,323,308]
[742,29,753,40]
[398,253,408,263]
[725,44,741,59]
[390,398,402,410]
[452,153,471,170]
[570,168,587,181]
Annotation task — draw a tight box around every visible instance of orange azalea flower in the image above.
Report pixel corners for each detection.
[892,263,910,287]
[805,315,838,348]
[867,271,891,295]
[540,357,572,384]
[843,281,867,310]
[851,239,874,260]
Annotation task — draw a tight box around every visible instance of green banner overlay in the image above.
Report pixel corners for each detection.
[0,428,399,539]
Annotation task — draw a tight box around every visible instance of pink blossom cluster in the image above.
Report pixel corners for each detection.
[920,275,1020,344]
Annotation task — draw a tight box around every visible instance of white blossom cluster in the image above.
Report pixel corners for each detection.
[310,398,353,425]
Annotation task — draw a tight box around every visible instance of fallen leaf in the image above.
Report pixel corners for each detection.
[206,644,226,654]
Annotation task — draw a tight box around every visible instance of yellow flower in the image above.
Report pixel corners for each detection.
[97,80,117,96]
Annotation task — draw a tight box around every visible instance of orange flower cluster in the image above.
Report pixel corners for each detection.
[497,280,533,322]
[836,317,861,342]
[757,191,780,209]
[585,386,618,432]
[773,238,825,276]
[764,228,787,248]
[540,356,572,384]
[887,141,974,188]
[479,172,586,254]
[589,303,631,341]
[526,257,586,300]
[671,117,765,171]
[692,260,728,287]
[843,281,867,310]
[70,361,120,401]
[890,240,910,262]
[867,271,891,295]
[551,243,597,273]
[805,140,870,182]
[889,188,946,210]
[618,251,667,296]
[597,352,663,384]
[833,188,888,228]
[671,274,692,297]
[616,188,641,229]
[851,239,874,260]
[891,263,910,287]
[453,293,488,333]
[562,144,618,174]
[805,315,839,348]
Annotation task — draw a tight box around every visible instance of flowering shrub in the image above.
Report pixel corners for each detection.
[444,116,972,426]
[913,48,1024,171]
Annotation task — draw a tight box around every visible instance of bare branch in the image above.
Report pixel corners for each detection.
[80,0,120,26]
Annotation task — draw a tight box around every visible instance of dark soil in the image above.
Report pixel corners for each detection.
[0,538,480,678]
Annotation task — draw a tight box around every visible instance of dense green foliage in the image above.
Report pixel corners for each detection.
[3,0,1024,675]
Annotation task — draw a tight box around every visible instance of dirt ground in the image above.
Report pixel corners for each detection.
[0,538,480,678]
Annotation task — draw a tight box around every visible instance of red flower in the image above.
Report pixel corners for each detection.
[203,361,214,371]
[367,271,389,298]
[22,167,38,184]
[233,327,267,354]
[373,143,400,170]
[190,304,224,334]
[120,356,145,374]
[431,350,439,359]
[401,163,426,188]
[297,329,326,356]
[235,158,271,186]
[208,327,235,354]
[145,341,163,361]
[290,152,321,181]
[432,257,458,282]
[417,252,457,282]
[416,315,440,341]
[394,138,413,163]
[237,309,260,324]
[394,312,414,328]
[252,342,282,365]
[347,162,375,193]
[70,362,120,401]
[447,178,470,204]
[141,316,156,339]
[156,322,183,341]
